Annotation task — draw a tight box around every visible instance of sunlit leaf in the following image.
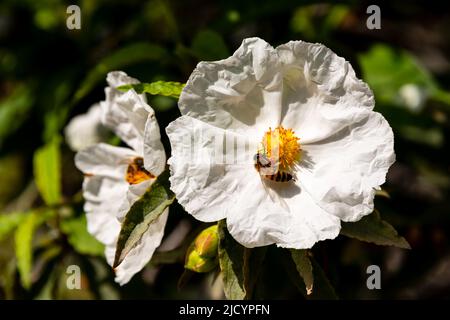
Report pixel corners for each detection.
[117,81,185,99]
[60,215,104,256]
[113,170,175,268]
[340,211,411,249]
[290,249,313,295]
[359,44,436,107]
[14,212,38,289]
[74,42,167,102]
[217,220,266,300]
[33,137,62,205]
[0,211,26,242]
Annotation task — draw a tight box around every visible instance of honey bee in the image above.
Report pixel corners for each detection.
[125,157,155,185]
[254,152,294,182]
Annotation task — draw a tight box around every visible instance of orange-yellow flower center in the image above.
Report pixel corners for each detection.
[125,157,155,185]
[261,126,301,170]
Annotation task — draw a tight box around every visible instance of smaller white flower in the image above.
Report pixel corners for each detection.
[75,71,167,285]
[64,104,109,151]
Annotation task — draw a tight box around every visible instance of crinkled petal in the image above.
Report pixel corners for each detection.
[105,208,169,285]
[226,174,341,249]
[277,41,374,144]
[179,37,283,135]
[143,111,166,176]
[64,104,109,151]
[166,115,255,222]
[102,71,151,154]
[299,111,395,222]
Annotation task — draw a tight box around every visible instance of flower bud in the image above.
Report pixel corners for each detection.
[184,225,219,273]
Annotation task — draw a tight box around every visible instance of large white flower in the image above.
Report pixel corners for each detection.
[166,38,395,249]
[75,71,168,285]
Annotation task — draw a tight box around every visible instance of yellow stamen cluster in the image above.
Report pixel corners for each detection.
[262,126,301,170]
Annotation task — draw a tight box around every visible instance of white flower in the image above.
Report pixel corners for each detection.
[64,104,109,151]
[75,71,167,285]
[166,38,395,249]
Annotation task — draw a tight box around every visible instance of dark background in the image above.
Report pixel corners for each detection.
[1,0,450,299]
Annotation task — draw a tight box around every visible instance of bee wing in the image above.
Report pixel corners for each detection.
[117,157,133,166]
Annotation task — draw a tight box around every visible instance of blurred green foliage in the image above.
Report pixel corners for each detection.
[1,0,450,299]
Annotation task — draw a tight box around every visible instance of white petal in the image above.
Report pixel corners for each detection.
[82,176,125,245]
[166,115,255,222]
[105,208,169,286]
[143,110,166,176]
[75,143,138,179]
[75,143,135,245]
[64,104,108,151]
[299,111,395,222]
[102,71,151,154]
[226,174,340,249]
[178,37,283,135]
[277,41,374,144]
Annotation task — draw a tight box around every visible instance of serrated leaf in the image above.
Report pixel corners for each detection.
[0,212,26,242]
[33,137,62,205]
[290,249,313,295]
[340,211,411,249]
[74,42,167,102]
[217,220,266,300]
[14,212,38,289]
[117,81,185,98]
[60,215,104,256]
[113,170,175,268]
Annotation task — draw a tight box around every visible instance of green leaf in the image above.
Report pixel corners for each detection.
[113,170,175,268]
[117,81,185,99]
[340,211,411,249]
[359,44,436,106]
[191,30,229,61]
[60,215,104,256]
[33,137,62,205]
[0,212,27,242]
[0,85,34,147]
[290,249,314,295]
[217,220,266,300]
[309,257,338,300]
[74,42,167,102]
[14,212,39,289]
